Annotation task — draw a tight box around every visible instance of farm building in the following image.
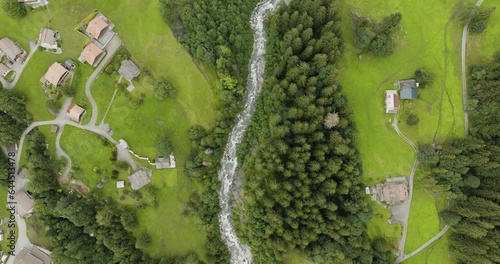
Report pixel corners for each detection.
[128,168,151,190]
[385,90,399,113]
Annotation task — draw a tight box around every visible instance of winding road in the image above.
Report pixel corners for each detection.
[216,0,288,263]
[461,0,485,136]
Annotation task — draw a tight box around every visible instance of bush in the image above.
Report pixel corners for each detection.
[156,137,173,156]
[414,68,435,88]
[154,79,176,99]
[61,84,76,97]
[137,231,152,248]
[2,0,27,19]
[406,113,420,126]
[46,99,61,111]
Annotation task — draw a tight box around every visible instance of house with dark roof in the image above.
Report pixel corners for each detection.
[394,79,418,99]
[118,60,140,81]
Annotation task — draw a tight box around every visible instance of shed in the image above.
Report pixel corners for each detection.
[66,103,86,122]
[80,43,103,66]
[50,125,59,133]
[128,168,151,190]
[15,191,34,218]
[385,90,399,113]
[38,28,59,50]
[42,62,69,86]
[0,63,10,77]
[64,58,76,69]
[0,37,24,62]
[116,181,125,188]
[86,16,109,39]
[118,60,140,81]
[155,154,176,169]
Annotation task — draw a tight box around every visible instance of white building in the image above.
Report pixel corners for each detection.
[385,90,399,114]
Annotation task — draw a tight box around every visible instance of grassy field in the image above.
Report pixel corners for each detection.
[466,1,500,65]
[337,0,466,262]
[2,0,218,259]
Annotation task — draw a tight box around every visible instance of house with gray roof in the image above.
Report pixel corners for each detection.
[0,37,25,64]
[155,154,176,169]
[118,60,140,81]
[394,79,418,99]
[128,168,151,190]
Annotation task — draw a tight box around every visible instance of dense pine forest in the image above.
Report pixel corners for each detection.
[418,53,500,264]
[237,0,390,262]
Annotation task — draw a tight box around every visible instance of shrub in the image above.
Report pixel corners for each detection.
[414,68,435,88]
[154,79,176,99]
[2,0,27,19]
[156,137,173,156]
[406,113,420,126]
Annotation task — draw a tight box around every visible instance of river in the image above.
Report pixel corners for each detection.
[216,0,286,263]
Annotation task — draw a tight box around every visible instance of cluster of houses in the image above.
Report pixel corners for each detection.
[385,79,419,113]
[78,12,116,67]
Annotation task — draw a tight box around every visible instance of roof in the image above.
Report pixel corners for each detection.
[0,63,10,75]
[155,155,176,169]
[380,182,409,203]
[116,181,125,188]
[80,43,103,66]
[396,79,418,89]
[30,247,51,264]
[43,62,68,86]
[128,168,151,190]
[5,143,17,153]
[86,16,109,39]
[14,247,51,264]
[400,88,418,99]
[14,191,34,217]
[50,125,59,133]
[38,28,58,46]
[385,90,399,113]
[118,60,140,81]
[66,103,85,121]
[0,37,24,61]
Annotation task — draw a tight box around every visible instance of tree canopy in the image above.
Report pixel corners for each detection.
[353,12,402,57]
[2,0,27,20]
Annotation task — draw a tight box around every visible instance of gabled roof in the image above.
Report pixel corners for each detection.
[14,191,34,218]
[385,90,399,113]
[43,62,68,86]
[128,168,151,190]
[118,60,140,81]
[86,16,109,39]
[396,79,418,89]
[66,103,85,121]
[14,247,51,264]
[38,28,58,46]
[80,43,103,66]
[400,88,417,99]
[0,37,23,61]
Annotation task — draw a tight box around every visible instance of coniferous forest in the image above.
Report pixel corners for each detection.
[238,0,389,262]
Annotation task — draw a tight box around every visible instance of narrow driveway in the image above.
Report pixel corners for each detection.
[392,115,419,263]
[85,36,122,126]
[1,41,38,90]
[461,0,485,136]
[395,225,450,263]
[55,125,72,178]
[14,120,136,175]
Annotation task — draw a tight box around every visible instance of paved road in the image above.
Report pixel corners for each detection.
[392,115,419,263]
[1,41,38,90]
[55,125,72,178]
[14,120,136,175]
[461,0,485,136]
[85,35,122,126]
